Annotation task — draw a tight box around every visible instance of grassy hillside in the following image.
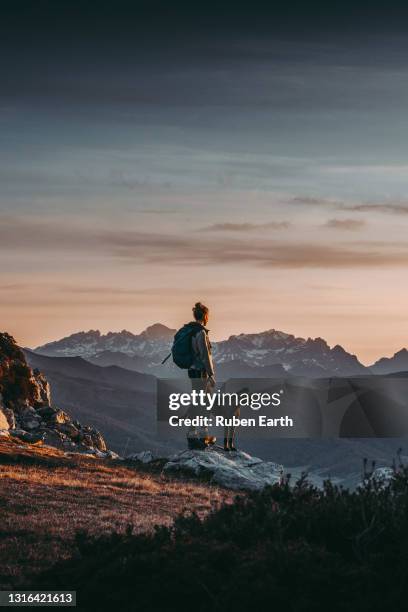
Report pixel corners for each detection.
[34,462,408,612]
[0,438,234,589]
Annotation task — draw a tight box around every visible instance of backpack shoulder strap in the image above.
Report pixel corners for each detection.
[182,321,205,337]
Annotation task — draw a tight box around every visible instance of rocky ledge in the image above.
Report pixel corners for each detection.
[0,332,109,456]
[128,447,284,491]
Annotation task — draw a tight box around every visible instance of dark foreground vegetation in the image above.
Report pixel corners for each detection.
[36,467,408,612]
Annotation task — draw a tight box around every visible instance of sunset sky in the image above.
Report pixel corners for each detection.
[1,1,408,363]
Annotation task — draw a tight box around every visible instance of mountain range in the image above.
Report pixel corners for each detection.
[34,324,408,378]
[20,348,408,485]
[14,329,407,483]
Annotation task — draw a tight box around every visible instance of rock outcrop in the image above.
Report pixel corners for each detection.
[362,466,395,489]
[128,446,284,491]
[0,398,9,430]
[0,332,108,455]
[164,448,283,490]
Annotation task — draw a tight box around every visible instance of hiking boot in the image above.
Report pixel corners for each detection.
[228,437,237,452]
[187,437,207,450]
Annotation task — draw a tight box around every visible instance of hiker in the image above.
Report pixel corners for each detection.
[164,301,238,451]
[188,302,215,385]
[185,302,216,450]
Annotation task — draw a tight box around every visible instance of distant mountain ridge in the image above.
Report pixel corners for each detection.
[35,324,176,360]
[370,348,408,375]
[214,330,366,377]
[31,323,400,378]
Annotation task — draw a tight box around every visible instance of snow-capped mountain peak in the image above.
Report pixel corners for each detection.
[34,325,369,378]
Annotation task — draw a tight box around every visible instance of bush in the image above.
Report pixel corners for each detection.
[36,470,408,611]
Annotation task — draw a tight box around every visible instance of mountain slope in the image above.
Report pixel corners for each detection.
[86,350,150,372]
[24,350,155,392]
[371,349,408,375]
[24,349,175,456]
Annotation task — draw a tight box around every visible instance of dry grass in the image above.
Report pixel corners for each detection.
[0,438,235,589]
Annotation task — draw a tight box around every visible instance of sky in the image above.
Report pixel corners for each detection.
[1,1,408,363]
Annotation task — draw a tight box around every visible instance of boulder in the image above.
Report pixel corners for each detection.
[0,407,9,430]
[363,466,395,489]
[82,434,93,447]
[50,409,71,425]
[37,405,58,419]
[20,406,37,416]
[55,422,80,439]
[62,438,78,449]
[21,418,41,430]
[74,447,108,458]
[163,448,283,491]
[90,430,107,452]
[9,429,45,444]
[2,407,15,429]
[40,428,66,449]
[127,450,156,463]
[31,369,52,407]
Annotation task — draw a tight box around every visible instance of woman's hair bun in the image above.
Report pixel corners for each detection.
[192,302,209,321]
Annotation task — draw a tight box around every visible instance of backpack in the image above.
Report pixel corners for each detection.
[162,322,205,369]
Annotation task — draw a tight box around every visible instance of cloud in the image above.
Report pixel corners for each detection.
[139,209,180,215]
[0,214,98,250]
[107,231,408,269]
[67,286,181,297]
[289,196,343,207]
[290,197,408,217]
[342,203,408,215]
[2,214,408,270]
[0,283,29,292]
[323,218,366,231]
[200,221,291,232]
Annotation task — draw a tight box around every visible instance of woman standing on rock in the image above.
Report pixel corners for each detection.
[168,302,238,451]
[186,302,238,452]
[186,302,217,450]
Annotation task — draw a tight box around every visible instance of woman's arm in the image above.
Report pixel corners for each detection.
[196,330,215,378]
